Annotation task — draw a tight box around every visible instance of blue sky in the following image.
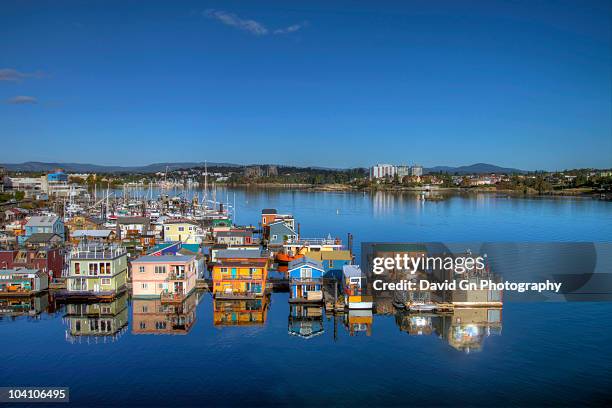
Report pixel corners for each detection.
[1,0,610,170]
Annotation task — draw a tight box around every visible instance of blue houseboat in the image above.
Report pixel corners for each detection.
[288,257,325,303]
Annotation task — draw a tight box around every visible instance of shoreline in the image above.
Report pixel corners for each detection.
[222,183,601,198]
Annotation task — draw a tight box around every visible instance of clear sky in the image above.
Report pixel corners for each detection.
[1,0,610,170]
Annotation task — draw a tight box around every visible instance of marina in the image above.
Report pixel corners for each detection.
[0,186,610,406]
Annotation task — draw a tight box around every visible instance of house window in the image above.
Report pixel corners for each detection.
[165,226,170,230]
[301,268,312,278]
[158,283,163,289]
[154,265,166,274]
[178,227,184,232]
[139,266,145,273]
[272,235,278,240]
[220,268,228,273]
[250,268,258,274]
[141,283,148,289]
[189,226,193,230]
[89,263,98,276]
[101,278,111,285]
[105,262,111,274]
[140,322,146,329]
[74,263,80,275]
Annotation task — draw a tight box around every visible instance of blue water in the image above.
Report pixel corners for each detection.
[2,189,611,406]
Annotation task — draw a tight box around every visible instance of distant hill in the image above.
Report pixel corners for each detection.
[0,161,241,173]
[425,163,526,175]
[1,161,526,175]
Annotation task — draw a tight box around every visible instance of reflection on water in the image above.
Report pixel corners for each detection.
[213,295,270,327]
[288,304,324,338]
[132,292,199,335]
[63,292,129,343]
[0,290,504,353]
[395,307,503,353]
[0,294,50,319]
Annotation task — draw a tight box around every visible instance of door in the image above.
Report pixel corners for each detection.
[231,268,237,279]
[94,283,100,292]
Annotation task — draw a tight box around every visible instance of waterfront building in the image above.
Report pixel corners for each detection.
[131,255,197,300]
[288,304,324,339]
[70,230,115,244]
[24,233,63,249]
[163,219,202,245]
[268,221,298,247]
[132,292,198,335]
[288,257,325,303]
[261,209,295,240]
[116,216,150,239]
[215,229,254,246]
[370,164,396,180]
[65,243,128,298]
[212,252,269,298]
[63,293,129,343]
[411,165,424,177]
[65,215,105,234]
[0,246,64,280]
[396,165,411,178]
[23,215,65,243]
[342,265,373,310]
[213,296,269,326]
[0,268,49,295]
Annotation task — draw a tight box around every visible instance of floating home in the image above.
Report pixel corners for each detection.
[0,268,49,296]
[288,258,325,303]
[342,265,373,310]
[131,255,197,301]
[64,243,128,300]
[211,249,269,299]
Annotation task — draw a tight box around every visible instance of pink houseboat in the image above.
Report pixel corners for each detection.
[131,255,197,302]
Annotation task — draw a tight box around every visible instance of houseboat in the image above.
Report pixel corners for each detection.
[211,251,269,299]
[0,268,49,296]
[63,243,128,300]
[131,255,197,302]
[342,265,373,309]
[288,257,325,303]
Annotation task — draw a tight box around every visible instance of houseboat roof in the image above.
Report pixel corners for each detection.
[342,264,363,278]
[0,267,45,277]
[25,233,61,244]
[72,230,113,238]
[164,218,199,225]
[70,244,126,260]
[288,257,324,271]
[131,255,195,263]
[304,250,352,261]
[117,216,149,224]
[215,249,266,259]
[216,230,252,237]
[217,259,268,267]
[261,208,277,214]
[26,215,60,227]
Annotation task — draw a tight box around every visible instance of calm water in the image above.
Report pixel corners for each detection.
[2,189,612,407]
